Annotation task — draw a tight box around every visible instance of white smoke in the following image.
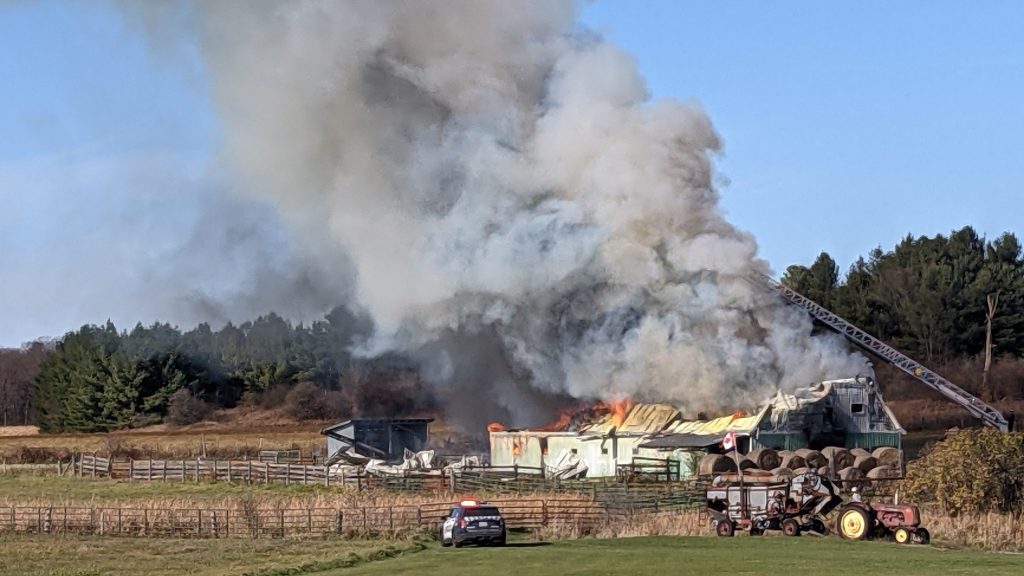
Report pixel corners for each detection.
[140,0,870,422]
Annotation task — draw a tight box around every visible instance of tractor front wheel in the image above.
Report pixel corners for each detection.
[781,518,801,537]
[837,506,872,540]
[894,527,911,544]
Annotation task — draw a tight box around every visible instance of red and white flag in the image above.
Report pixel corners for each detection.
[722,431,737,451]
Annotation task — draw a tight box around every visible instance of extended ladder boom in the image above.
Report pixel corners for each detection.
[755,273,1009,432]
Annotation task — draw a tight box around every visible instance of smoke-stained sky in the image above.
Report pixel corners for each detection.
[2,1,1021,421]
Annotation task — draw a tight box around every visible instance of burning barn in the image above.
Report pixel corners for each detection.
[489,402,686,478]
[489,376,903,479]
[645,376,903,452]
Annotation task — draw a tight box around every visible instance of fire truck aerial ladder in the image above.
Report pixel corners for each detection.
[755,273,1009,432]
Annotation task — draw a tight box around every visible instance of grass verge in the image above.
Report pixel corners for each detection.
[0,534,409,576]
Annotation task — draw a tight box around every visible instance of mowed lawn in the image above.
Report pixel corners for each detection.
[0,535,412,576]
[332,536,1024,576]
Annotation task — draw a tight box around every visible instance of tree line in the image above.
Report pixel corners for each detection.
[1,225,1021,432]
[3,307,432,432]
[783,225,1024,402]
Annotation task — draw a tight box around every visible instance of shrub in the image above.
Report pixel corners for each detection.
[165,389,212,426]
[284,382,351,421]
[902,428,1024,515]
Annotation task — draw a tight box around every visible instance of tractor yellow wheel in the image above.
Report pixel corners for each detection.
[894,527,911,544]
[837,506,871,540]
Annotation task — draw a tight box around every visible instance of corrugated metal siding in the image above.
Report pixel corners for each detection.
[844,432,901,450]
[751,433,808,451]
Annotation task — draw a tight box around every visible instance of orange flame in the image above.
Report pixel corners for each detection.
[606,398,635,429]
[487,422,506,433]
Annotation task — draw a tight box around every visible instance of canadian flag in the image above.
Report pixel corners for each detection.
[722,431,737,451]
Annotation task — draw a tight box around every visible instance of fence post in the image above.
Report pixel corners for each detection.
[107,458,112,478]
[286,463,291,485]
[247,460,252,482]
[227,461,232,482]
[324,466,329,487]
[118,508,122,535]
[129,459,134,482]
[144,509,149,536]
[334,510,342,534]
[91,452,96,478]
[181,460,186,482]
[195,459,200,482]
[542,500,548,527]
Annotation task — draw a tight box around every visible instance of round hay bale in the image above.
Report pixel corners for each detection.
[853,455,877,473]
[817,465,831,477]
[738,457,759,471]
[872,446,902,469]
[795,448,827,468]
[770,467,794,480]
[837,466,867,489]
[780,452,806,470]
[866,465,900,480]
[791,466,810,476]
[744,468,772,478]
[850,447,871,459]
[699,453,738,476]
[821,446,855,470]
[745,448,781,471]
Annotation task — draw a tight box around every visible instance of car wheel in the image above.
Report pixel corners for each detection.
[453,536,463,548]
[496,535,507,547]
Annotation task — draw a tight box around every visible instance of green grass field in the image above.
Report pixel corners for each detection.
[333,536,1024,576]
[2,534,1022,576]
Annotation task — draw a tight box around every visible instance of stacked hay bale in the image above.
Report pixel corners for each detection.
[702,445,902,489]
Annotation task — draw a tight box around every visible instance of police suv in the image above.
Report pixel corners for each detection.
[439,500,507,547]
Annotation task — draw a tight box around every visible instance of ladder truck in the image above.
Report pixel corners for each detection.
[754,273,1009,432]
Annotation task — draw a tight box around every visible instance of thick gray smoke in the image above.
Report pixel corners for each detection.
[133,0,870,425]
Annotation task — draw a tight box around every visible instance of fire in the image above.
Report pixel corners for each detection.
[487,422,506,433]
[606,398,635,429]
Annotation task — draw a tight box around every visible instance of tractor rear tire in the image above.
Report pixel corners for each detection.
[716,520,735,537]
[837,506,872,540]
[781,518,801,537]
[894,527,911,544]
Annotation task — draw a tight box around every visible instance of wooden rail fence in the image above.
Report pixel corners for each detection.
[0,496,690,539]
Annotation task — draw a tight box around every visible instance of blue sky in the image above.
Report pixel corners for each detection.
[1,1,1022,346]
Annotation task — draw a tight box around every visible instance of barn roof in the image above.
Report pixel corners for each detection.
[580,403,681,436]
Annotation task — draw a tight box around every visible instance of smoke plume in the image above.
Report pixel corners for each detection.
[130,0,870,427]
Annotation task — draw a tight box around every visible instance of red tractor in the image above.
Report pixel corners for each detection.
[835,495,930,544]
